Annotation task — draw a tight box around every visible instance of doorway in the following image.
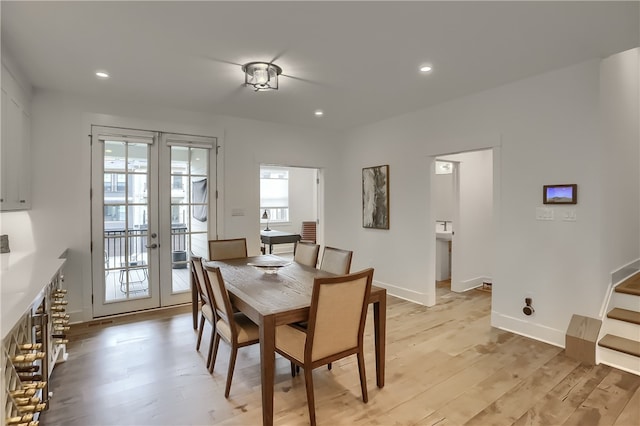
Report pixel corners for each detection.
[259,165,321,255]
[433,149,494,296]
[90,126,217,317]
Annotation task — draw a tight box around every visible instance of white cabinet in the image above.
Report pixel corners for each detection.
[1,64,31,211]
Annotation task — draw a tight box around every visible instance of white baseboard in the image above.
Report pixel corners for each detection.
[453,276,491,293]
[611,259,640,286]
[491,310,565,348]
[373,279,435,307]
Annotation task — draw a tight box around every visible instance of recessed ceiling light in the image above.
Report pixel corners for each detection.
[419,65,433,73]
[314,110,324,117]
[95,71,110,79]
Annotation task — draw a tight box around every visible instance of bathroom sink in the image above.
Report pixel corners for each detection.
[436,231,452,241]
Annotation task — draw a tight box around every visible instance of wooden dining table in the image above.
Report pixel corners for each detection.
[196,255,386,426]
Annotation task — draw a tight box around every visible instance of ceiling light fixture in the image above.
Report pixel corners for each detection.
[314,110,324,117]
[95,71,110,79]
[242,62,282,92]
[419,65,433,73]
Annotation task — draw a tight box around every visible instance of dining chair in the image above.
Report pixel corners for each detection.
[300,221,317,244]
[202,263,260,398]
[319,246,353,275]
[275,268,374,426]
[208,238,247,260]
[293,242,320,268]
[190,253,216,370]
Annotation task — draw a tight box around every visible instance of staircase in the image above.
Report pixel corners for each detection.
[597,272,640,375]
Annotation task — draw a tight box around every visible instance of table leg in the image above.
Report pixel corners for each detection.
[260,315,276,426]
[269,244,274,254]
[373,293,386,388]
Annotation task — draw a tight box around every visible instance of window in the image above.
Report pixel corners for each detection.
[260,166,289,223]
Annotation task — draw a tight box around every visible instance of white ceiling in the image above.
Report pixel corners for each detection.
[2,1,638,131]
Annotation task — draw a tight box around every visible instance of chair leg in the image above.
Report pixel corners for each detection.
[290,362,296,377]
[303,366,316,426]
[209,332,220,373]
[225,345,238,398]
[327,362,332,370]
[357,351,368,403]
[196,315,205,350]
[206,327,215,369]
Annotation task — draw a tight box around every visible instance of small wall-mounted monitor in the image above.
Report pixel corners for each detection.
[543,184,577,204]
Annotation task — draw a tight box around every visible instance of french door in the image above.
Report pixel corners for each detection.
[91,126,217,317]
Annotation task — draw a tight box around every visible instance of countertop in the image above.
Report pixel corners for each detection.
[1,249,67,339]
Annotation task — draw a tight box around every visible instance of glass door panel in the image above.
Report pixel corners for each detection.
[92,128,160,317]
[159,137,215,305]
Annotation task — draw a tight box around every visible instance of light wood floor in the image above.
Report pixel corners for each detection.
[41,282,640,426]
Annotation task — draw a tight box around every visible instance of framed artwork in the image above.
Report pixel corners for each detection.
[543,184,577,204]
[362,165,389,229]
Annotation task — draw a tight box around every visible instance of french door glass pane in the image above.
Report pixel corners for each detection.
[169,145,209,294]
[103,141,150,302]
[191,148,207,175]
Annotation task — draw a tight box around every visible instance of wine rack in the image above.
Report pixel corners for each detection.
[2,265,68,426]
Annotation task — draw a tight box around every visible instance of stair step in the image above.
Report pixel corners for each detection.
[607,308,640,325]
[598,334,640,358]
[615,272,640,296]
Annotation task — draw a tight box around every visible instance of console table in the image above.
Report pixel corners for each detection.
[260,230,301,254]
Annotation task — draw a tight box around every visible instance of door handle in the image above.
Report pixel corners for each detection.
[146,243,158,249]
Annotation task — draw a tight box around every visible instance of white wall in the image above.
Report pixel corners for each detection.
[440,150,494,292]
[600,48,640,282]
[333,58,619,346]
[29,90,338,321]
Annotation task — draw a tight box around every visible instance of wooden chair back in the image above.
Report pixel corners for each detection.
[294,242,320,268]
[319,246,353,275]
[202,264,236,340]
[189,252,210,306]
[208,238,247,260]
[305,268,374,363]
[300,221,317,244]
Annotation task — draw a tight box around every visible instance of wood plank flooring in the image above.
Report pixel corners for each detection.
[41,282,640,426]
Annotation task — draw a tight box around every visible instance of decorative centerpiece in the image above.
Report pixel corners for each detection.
[247,260,291,274]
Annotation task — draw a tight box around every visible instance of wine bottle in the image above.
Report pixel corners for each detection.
[51,305,66,312]
[18,343,42,350]
[17,402,47,413]
[18,374,43,382]
[52,300,68,305]
[9,388,36,397]
[15,365,40,373]
[52,313,69,319]
[14,396,40,406]
[22,382,46,389]
[11,352,45,363]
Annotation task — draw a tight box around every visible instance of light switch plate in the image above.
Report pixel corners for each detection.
[536,207,554,221]
[231,208,245,217]
[562,209,577,221]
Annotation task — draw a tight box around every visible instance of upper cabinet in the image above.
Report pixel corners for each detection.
[1,63,31,211]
